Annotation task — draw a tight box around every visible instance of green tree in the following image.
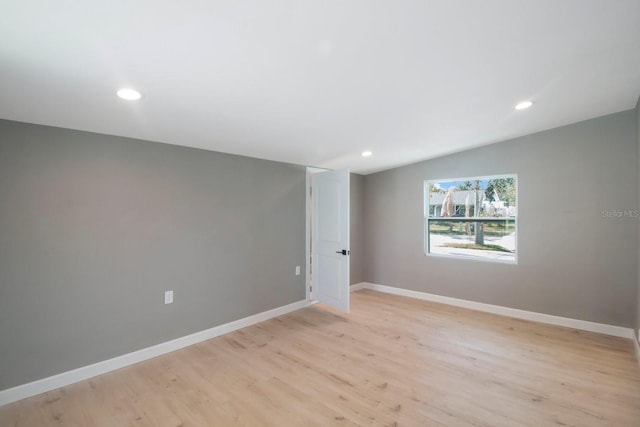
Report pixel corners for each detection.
[458,181,473,191]
[485,178,516,206]
[428,183,445,194]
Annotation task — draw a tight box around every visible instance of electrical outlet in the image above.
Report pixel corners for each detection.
[295,266,301,276]
[164,290,174,304]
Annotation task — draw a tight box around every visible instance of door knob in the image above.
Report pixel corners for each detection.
[335,249,349,255]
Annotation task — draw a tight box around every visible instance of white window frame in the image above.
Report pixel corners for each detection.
[424,174,518,264]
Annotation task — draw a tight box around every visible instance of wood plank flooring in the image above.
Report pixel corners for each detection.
[1,289,639,426]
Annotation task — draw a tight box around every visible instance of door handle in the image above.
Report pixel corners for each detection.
[335,249,349,255]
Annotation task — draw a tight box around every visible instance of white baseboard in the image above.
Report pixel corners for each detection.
[350,282,368,292]
[0,299,310,407]
[353,282,634,339]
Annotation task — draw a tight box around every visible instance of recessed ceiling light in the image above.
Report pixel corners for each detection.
[117,88,142,101]
[361,150,373,157]
[515,100,533,110]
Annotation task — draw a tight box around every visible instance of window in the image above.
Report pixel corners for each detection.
[424,175,517,263]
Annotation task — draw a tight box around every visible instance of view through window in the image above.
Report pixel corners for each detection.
[425,175,517,262]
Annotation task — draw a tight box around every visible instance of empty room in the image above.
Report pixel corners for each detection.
[1,1,640,426]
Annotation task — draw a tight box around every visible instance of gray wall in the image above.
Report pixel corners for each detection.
[0,120,307,390]
[363,110,638,328]
[350,173,365,284]
[637,96,640,340]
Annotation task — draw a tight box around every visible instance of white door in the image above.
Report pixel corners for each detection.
[312,169,350,313]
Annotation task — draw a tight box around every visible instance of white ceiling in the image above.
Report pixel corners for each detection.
[1,1,639,174]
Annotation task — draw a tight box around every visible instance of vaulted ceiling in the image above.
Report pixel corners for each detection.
[2,1,639,174]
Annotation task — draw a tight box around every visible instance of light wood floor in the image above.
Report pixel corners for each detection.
[2,289,639,426]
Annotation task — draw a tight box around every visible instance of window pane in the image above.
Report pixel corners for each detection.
[425,175,517,263]
[427,219,515,262]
